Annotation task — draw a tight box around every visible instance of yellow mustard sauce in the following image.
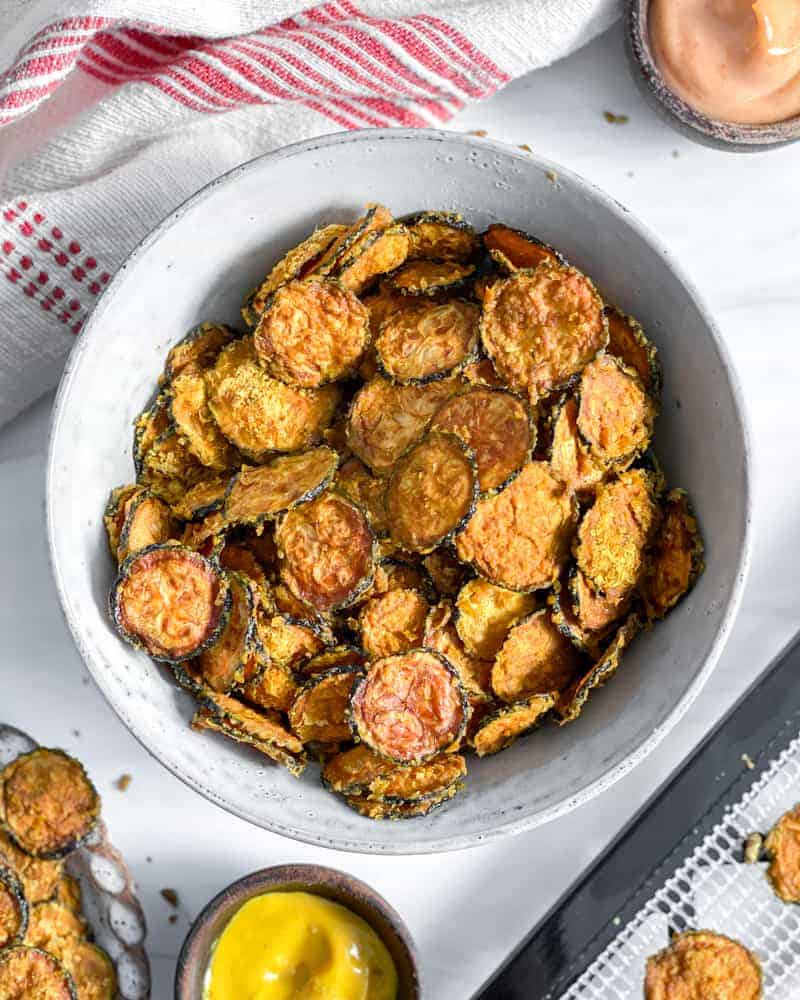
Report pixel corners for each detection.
[203,891,399,1000]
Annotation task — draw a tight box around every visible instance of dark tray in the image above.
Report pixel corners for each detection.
[475,631,800,999]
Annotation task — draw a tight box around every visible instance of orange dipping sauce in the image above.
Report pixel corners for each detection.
[650,0,800,124]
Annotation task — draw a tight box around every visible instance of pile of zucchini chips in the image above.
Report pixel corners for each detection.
[104,204,703,820]
[0,748,116,998]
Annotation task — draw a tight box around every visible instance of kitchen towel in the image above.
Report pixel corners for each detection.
[0,0,619,426]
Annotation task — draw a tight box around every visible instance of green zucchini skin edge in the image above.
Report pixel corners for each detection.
[176,481,230,522]
[0,864,28,946]
[0,945,78,1000]
[642,488,705,622]
[116,489,174,565]
[131,391,169,478]
[316,205,382,277]
[604,305,663,402]
[110,543,231,664]
[163,321,240,383]
[375,557,438,605]
[0,749,100,861]
[198,571,260,694]
[549,576,612,660]
[302,644,368,677]
[472,693,557,757]
[331,224,410,294]
[480,223,567,269]
[344,781,461,820]
[382,258,476,298]
[192,706,307,778]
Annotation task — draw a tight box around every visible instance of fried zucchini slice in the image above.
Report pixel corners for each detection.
[334,457,389,537]
[359,588,429,659]
[301,645,368,678]
[132,393,170,476]
[59,941,116,1000]
[254,609,329,672]
[219,543,270,598]
[386,432,477,554]
[181,511,226,560]
[170,369,240,470]
[480,264,607,400]
[170,475,229,522]
[315,204,394,275]
[574,469,660,595]
[137,430,208,506]
[322,745,395,795]
[375,300,480,385]
[384,259,476,297]
[472,693,556,757]
[0,866,27,948]
[401,211,478,261]
[641,488,704,621]
[206,338,340,460]
[254,278,370,388]
[344,783,459,820]
[431,386,534,493]
[558,613,640,723]
[605,306,661,398]
[366,753,466,804]
[350,649,467,764]
[644,930,762,1000]
[197,572,258,693]
[23,901,85,954]
[0,945,76,1000]
[346,376,459,477]
[288,666,363,744]
[52,875,81,914]
[569,566,630,636]
[461,356,506,389]
[765,802,800,903]
[117,490,176,564]
[164,322,237,382]
[224,447,338,528]
[576,354,656,467]
[422,548,469,599]
[0,750,99,860]
[482,223,563,271]
[456,461,577,592]
[103,484,142,558]
[242,223,348,327]
[549,582,607,659]
[241,659,298,714]
[454,578,537,659]
[0,831,61,905]
[276,491,374,613]
[112,543,230,661]
[548,395,608,496]
[333,224,411,295]
[491,608,585,703]
[423,602,493,700]
[370,559,435,603]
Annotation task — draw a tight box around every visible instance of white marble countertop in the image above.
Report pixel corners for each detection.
[2,21,800,1000]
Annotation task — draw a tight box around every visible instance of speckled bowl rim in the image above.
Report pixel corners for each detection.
[626,0,800,150]
[46,128,752,854]
[174,864,420,999]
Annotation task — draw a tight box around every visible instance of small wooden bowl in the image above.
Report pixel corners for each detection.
[174,864,421,999]
[625,0,800,151]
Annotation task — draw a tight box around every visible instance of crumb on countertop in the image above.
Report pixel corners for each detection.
[603,111,629,124]
[742,753,755,770]
[115,774,132,792]
[469,129,488,137]
[744,832,763,864]
[518,143,532,152]
[545,170,558,184]
[161,888,179,908]
[672,149,680,158]
[169,914,178,925]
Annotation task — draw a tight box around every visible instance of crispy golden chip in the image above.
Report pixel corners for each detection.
[480,264,607,400]
[103,484,143,558]
[218,542,269,598]
[472,694,556,757]
[197,572,258,693]
[117,491,176,564]
[431,386,534,492]
[24,901,85,955]
[0,831,61,905]
[170,369,240,470]
[132,393,170,476]
[334,224,411,295]
[423,602,493,700]
[366,753,466,803]
[322,745,396,795]
[315,204,394,275]
[241,658,298,713]
[569,567,629,635]
[370,559,434,603]
[384,259,476,297]
[454,578,537,659]
[359,588,429,659]
[576,354,656,466]
[375,300,480,385]
[548,396,608,496]
[482,224,563,271]
[271,581,315,619]
[242,223,348,326]
[461,356,506,389]
[456,461,577,591]
[113,544,230,661]
[574,469,660,595]
[276,491,374,613]
[386,432,477,554]
[335,457,389,537]
[491,608,585,703]
[253,609,329,673]
[170,475,229,522]
[254,278,370,388]
[557,613,640,723]
[641,488,704,621]
[422,548,469,599]
[288,666,363,744]
[206,338,340,460]
[765,802,800,903]
[224,447,338,528]
[1,750,99,861]
[59,941,116,1000]
[0,866,27,948]
[644,931,762,1000]
[0,945,76,1000]
[605,305,661,398]
[164,322,237,382]
[350,649,467,763]
[549,583,607,660]
[361,288,419,338]
[53,874,81,914]
[180,511,226,559]
[301,645,367,678]
[344,783,459,819]
[402,211,478,261]
[346,376,459,476]
[138,430,208,505]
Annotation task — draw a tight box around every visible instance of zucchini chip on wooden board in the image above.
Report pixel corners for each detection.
[471,694,556,757]
[116,490,176,564]
[644,931,762,1000]
[333,224,411,296]
[223,446,338,528]
[344,783,460,820]
[359,588,429,659]
[163,321,238,382]
[349,649,467,764]
[400,211,478,261]
[576,354,656,467]
[0,750,100,860]
[346,376,459,476]
[206,338,340,460]
[0,945,77,1000]
[558,613,640,724]
[169,369,240,470]
[254,278,370,388]
[276,491,374,613]
[386,432,478,554]
[0,865,27,948]
[479,263,607,401]
[605,306,662,399]
[301,645,368,678]
[375,300,480,385]
[334,457,389,537]
[764,802,800,903]
[491,608,586,704]
[193,697,306,777]
[641,488,704,621]
[423,602,493,701]
[384,259,476,297]
[454,578,537,660]
[574,469,661,596]
[482,223,564,271]
[288,666,364,744]
[112,544,230,662]
[548,395,608,496]
[0,831,61,904]
[197,572,259,693]
[456,461,577,592]
[430,386,534,493]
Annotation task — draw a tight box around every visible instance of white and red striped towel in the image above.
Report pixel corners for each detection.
[0,0,617,426]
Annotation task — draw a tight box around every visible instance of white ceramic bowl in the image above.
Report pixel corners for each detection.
[47,129,751,854]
